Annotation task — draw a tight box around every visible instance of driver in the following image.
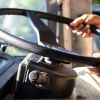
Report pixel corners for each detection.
[66,14,100,76]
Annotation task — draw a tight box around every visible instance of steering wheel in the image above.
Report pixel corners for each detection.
[0,8,100,69]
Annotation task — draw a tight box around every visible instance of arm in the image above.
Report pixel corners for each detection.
[66,14,100,37]
[66,14,100,76]
[91,15,100,28]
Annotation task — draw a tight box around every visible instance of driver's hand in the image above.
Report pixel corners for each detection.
[66,14,99,38]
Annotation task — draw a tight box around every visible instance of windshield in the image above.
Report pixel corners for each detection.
[0,58,7,70]
[0,0,46,56]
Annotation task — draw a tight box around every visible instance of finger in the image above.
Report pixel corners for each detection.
[77,31,83,36]
[86,30,94,38]
[76,24,84,32]
[70,14,88,27]
[79,25,91,37]
[85,14,98,24]
[82,32,94,38]
[83,25,94,38]
[82,32,87,37]
[72,24,83,34]
[72,29,90,38]
[66,25,72,30]
[70,18,84,27]
[72,29,78,34]
[85,16,92,24]
[83,29,92,38]
[73,24,89,37]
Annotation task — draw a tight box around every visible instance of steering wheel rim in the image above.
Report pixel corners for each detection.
[0,8,100,67]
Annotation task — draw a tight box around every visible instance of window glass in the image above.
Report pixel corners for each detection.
[92,2,100,53]
[0,58,7,70]
[0,0,46,56]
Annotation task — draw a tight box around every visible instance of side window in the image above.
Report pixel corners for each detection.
[0,0,46,55]
[92,3,100,53]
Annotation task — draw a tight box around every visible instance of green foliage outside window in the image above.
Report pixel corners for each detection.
[93,0,100,4]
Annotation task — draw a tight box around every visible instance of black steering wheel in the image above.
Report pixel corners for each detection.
[0,8,100,68]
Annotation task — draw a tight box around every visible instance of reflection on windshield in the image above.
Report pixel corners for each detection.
[0,58,7,70]
[0,0,46,56]
[0,0,47,74]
